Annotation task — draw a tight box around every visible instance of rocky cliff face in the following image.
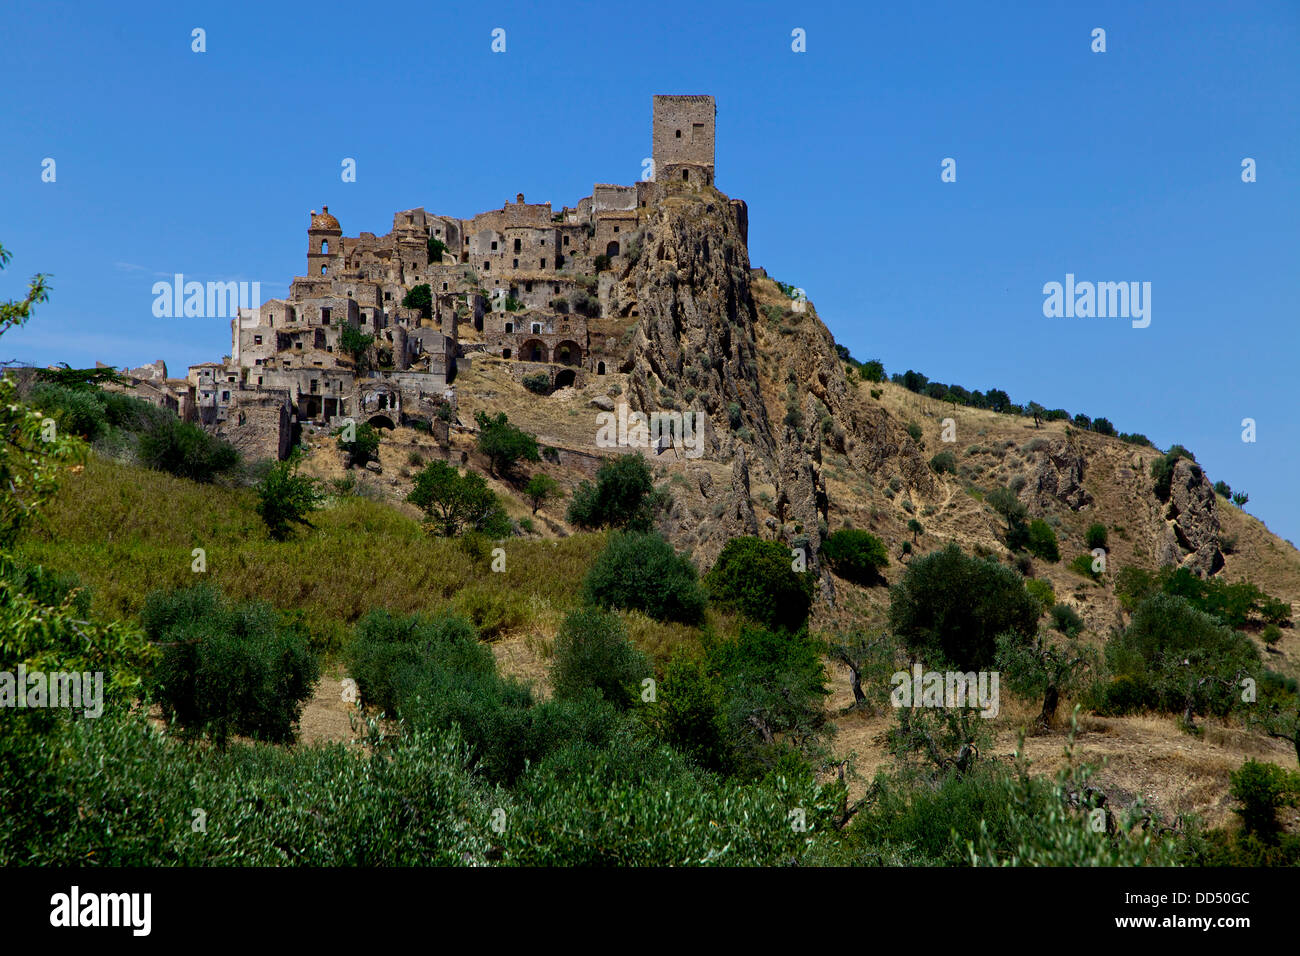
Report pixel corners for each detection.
[1158,458,1225,577]
[603,184,931,582]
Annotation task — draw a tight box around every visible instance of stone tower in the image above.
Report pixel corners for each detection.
[652,94,715,185]
[307,205,343,279]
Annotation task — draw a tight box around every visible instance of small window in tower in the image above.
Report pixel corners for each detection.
[321,266,327,275]
[483,261,490,271]
[442,283,448,291]
[682,169,689,181]
[505,323,513,334]
[562,235,569,246]
[322,308,331,323]
[675,129,681,138]
[491,241,498,251]
[321,240,329,253]
[384,292,391,300]
[613,226,619,233]
[221,391,230,401]
[513,258,518,268]
[514,238,521,253]
[254,335,262,345]
[540,259,546,269]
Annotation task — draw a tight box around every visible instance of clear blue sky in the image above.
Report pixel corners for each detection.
[1,1,1297,542]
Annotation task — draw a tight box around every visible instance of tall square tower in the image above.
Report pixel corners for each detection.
[652,95,715,184]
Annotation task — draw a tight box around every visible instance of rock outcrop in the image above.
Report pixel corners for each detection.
[1164,458,1224,576]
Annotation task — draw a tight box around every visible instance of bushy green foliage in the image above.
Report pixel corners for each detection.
[339,324,375,372]
[1229,760,1298,843]
[0,709,496,865]
[475,411,539,476]
[1024,578,1056,614]
[1098,593,1259,723]
[347,608,493,716]
[401,283,433,318]
[1069,552,1102,582]
[427,237,448,262]
[1085,522,1108,550]
[888,544,1038,670]
[138,417,239,483]
[704,536,814,632]
[334,421,381,465]
[28,383,109,441]
[550,608,650,709]
[859,359,886,383]
[1050,602,1084,637]
[502,735,836,865]
[846,765,1041,865]
[567,453,658,532]
[661,626,829,778]
[1025,519,1059,562]
[255,451,323,540]
[929,450,957,474]
[985,485,1029,550]
[997,633,1094,728]
[522,372,552,395]
[581,531,706,624]
[820,528,889,585]
[523,472,560,512]
[144,585,319,745]
[408,460,511,537]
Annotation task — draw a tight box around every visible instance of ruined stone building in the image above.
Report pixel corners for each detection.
[121,95,721,460]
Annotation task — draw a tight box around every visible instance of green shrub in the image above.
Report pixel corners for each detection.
[1102,593,1260,722]
[1085,522,1108,550]
[888,544,1038,670]
[1069,553,1102,582]
[255,451,323,540]
[144,585,319,745]
[704,536,815,633]
[1024,578,1056,614]
[346,608,493,717]
[401,283,433,319]
[1026,519,1060,562]
[522,373,552,395]
[334,421,381,465]
[820,528,889,585]
[1050,602,1084,638]
[567,453,658,532]
[408,460,512,537]
[474,411,539,477]
[138,417,239,483]
[550,608,650,710]
[1229,760,1298,842]
[582,531,706,624]
[28,383,108,441]
[929,451,957,474]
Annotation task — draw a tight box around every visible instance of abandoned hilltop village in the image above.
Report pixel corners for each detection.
[117,95,729,460]
[102,93,1241,593]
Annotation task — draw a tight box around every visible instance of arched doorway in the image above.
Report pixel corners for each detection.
[368,414,395,430]
[554,368,575,389]
[553,340,581,366]
[606,241,619,258]
[520,339,547,362]
[597,361,606,375]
